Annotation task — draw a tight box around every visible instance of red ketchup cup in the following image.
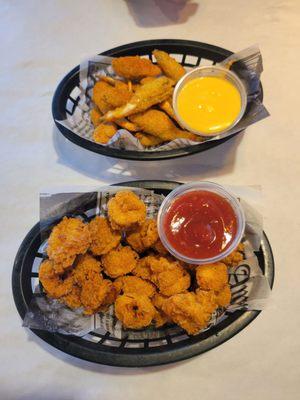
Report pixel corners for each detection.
[157,182,245,265]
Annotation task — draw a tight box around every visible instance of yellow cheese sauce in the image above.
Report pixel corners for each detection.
[176,76,242,135]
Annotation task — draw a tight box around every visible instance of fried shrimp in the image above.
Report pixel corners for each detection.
[126,219,159,253]
[61,285,82,309]
[99,77,174,122]
[47,217,91,274]
[102,246,139,278]
[153,49,186,82]
[89,216,121,256]
[72,254,102,286]
[132,255,156,280]
[162,292,217,335]
[196,262,228,292]
[152,292,171,327]
[80,277,112,315]
[108,190,146,230]
[112,56,161,80]
[39,260,73,299]
[115,294,155,329]
[129,109,198,141]
[115,276,156,298]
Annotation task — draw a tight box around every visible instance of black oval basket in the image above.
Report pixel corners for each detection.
[12,180,274,367]
[52,40,263,161]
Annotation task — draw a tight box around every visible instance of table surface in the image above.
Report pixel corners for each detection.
[1,0,299,399]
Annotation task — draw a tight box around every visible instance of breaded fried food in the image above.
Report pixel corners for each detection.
[162,292,217,335]
[126,219,159,253]
[149,257,191,296]
[108,190,146,230]
[72,254,102,286]
[152,292,171,327]
[99,77,174,122]
[90,107,101,127]
[115,276,156,298]
[93,122,117,144]
[47,217,91,274]
[93,81,132,114]
[112,56,161,80]
[100,281,121,311]
[195,290,218,314]
[115,118,139,132]
[102,245,139,278]
[89,216,121,256]
[62,285,82,309]
[129,109,198,141]
[151,239,169,255]
[221,243,244,266]
[153,50,186,82]
[135,132,165,147]
[214,284,231,307]
[159,99,177,121]
[80,276,112,315]
[115,293,155,329]
[39,259,74,299]
[196,262,228,292]
[132,254,157,280]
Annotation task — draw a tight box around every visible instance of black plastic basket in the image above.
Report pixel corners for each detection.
[52,39,263,161]
[12,180,274,367]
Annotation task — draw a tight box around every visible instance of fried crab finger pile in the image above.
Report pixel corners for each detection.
[90,50,204,147]
[39,190,245,335]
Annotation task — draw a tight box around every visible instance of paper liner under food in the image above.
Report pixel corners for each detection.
[55,46,269,152]
[23,185,271,338]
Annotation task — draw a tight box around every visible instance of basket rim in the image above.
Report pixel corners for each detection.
[52,39,263,161]
[11,180,274,367]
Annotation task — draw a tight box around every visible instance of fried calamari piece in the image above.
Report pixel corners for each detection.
[135,132,165,147]
[214,284,231,307]
[93,81,132,114]
[115,293,156,329]
[93,122,117,144]
[102,246,139,278]
[99,77,174,122]
[80,276,112,315]
[47,217,91,274]
[153,49,186,82]
[112,56,161,80]
[132,254,157,280]
[108,190,146,230]
[221,243,244,267]
[196,262,228,292]
[72,254,102,286]
[126,219,159,253]
[162,292,217,335]
[152,292,171,327]
[115,276,156,298]
[149,257,191,296]
[89,216,121,256]
[61,285,82,309]
[129,109,198,141]
[90,107,102,127]
[39,259,73,298]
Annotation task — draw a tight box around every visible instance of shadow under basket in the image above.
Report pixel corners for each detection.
[12,180,274,367]
[52,39,263,161]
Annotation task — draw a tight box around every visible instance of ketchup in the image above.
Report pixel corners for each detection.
[163,190,238,259]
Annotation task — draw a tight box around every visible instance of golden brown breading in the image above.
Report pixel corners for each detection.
[90,107,102,127]
[115,293,156,329]
[47,217,91,274]
[151,239,169,255]
[126,219,159,253]
[214,284,231,307]
[108,190,146,231]
[80,276,112,315]
[115,276,156,298]
[196,262,228,292]
[149,257,191,296]
[112,56,161,80]
[152,292,171,327]
[61,285,82,309]
[89,216,121,256]
[102,246,139,278]
[93,81,132,114]
[39,259,74,299]
[115,118,139,132]
[153,50,186,82]
[129,109,198,141]
[162,292,217,335]
[93,122,117,144]
[159,99,177,121]
[195,290,218,314]
[221,243,244,267]
[135,132,165,147]
[72,254,102,286]
[132,255,157,280]
[99,77,174,122]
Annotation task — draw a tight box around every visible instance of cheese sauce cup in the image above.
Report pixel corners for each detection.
[157,182,245,265]
[173,66,247,137]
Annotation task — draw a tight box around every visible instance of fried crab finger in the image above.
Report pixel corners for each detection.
[112,56,161,80]
[153,49,186,82]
